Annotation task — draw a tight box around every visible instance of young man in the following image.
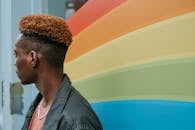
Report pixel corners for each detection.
[14,14,102,130]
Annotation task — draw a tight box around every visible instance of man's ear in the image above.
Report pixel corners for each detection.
[29,50,38,68]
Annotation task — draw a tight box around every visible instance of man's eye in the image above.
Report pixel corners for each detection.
[13,51,17,57]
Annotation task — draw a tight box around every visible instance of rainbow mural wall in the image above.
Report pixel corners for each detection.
[64,0,195,130]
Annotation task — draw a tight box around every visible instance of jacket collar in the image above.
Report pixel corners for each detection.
[43,74,72,129]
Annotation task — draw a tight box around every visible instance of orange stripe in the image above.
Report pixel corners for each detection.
[67,0,126,36]
[66,0,195,62]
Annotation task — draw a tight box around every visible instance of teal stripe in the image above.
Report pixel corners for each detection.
[74,57,195,102]
[91,100,195,130]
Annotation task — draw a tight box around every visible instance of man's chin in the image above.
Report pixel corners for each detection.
[17,75,33,85]
[17,76,30,85]
[20,80,32,85]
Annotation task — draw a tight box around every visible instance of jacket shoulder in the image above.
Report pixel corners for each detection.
[59,87,103,130]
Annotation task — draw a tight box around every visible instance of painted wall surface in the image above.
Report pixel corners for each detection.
[65,0,195,130]
[0,0,195,130]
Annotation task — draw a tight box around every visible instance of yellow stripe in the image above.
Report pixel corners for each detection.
[64,12,195,82]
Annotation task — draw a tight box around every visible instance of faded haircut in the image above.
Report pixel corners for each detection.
[16,34,68,69]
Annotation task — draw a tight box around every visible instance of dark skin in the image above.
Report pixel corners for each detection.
[14,35,64,107]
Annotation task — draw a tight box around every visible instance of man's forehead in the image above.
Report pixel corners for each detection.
[14,34,26,48]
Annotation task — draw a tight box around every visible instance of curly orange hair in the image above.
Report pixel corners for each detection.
[19,14,72,46]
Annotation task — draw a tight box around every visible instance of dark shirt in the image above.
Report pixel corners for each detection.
[22,74,103,130]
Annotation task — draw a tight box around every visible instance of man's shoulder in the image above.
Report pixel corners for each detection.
[65,87,92,114]
[62,87,99,121]
[57,86,103,129]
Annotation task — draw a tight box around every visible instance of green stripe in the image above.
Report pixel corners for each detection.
[73,57,195,102]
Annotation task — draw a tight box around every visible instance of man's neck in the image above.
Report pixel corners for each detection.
[35,71,64,106]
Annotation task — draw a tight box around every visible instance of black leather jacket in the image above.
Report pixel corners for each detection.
[22,74,103,130]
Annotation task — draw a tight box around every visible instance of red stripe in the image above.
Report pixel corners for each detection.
[67,0,126,36]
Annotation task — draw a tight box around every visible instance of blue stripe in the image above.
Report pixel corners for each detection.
[91,100,195,130]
